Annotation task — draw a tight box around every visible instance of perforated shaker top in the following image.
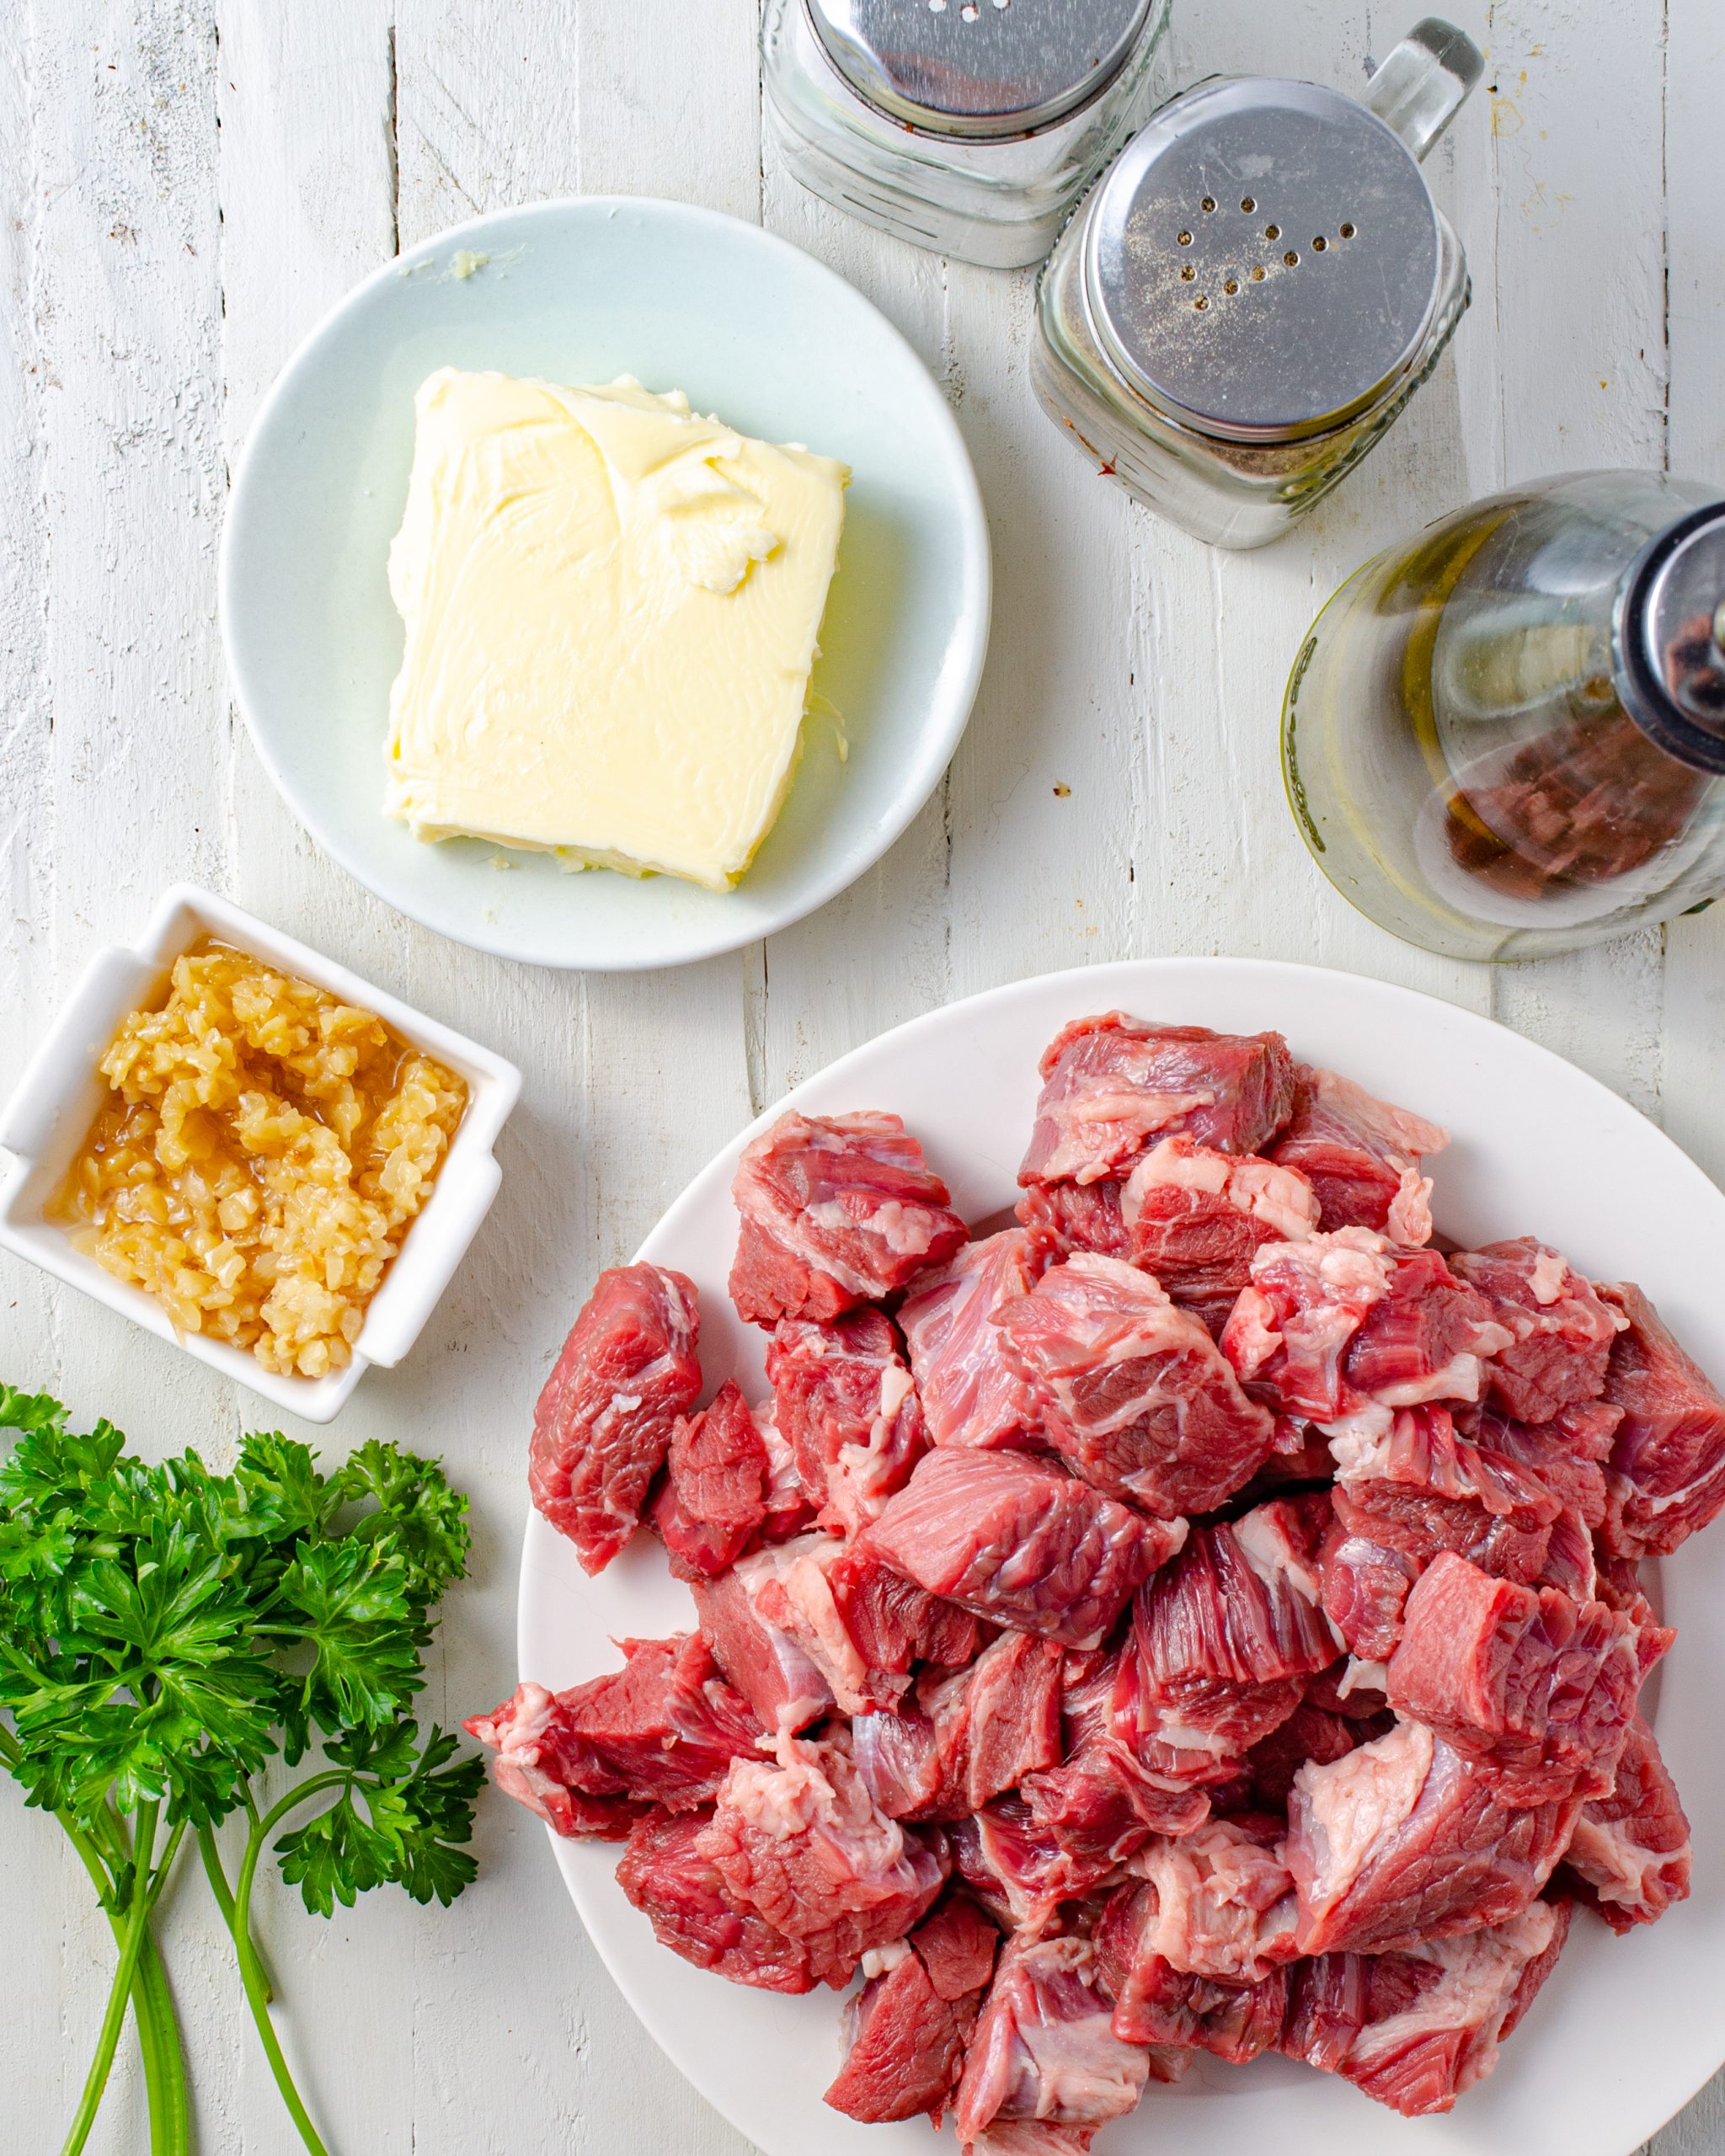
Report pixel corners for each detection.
[1085,77,1444,441]
[809,0,1156,140]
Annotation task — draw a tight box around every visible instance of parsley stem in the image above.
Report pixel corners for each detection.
[229,1774,352,2156]
[199,1821,276,2004]
[59,1800,160,2156]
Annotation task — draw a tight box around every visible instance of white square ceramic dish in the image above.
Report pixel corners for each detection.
[0,884,521,1423]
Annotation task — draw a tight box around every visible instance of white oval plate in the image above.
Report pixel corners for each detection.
[518,958,1725,2156]
[221,199,990,972]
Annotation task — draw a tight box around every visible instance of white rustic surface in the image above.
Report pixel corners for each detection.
[2,2,1722,2151]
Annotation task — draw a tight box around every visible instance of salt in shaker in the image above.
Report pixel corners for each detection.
[1033,19,1483,547]
[762,0,1174,270]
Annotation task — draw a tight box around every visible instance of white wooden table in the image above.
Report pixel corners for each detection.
[3,3,1722,2151]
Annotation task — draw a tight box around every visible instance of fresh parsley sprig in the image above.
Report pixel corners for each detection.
[0,1385,483,2156]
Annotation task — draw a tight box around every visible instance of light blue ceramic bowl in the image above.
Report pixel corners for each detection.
[220,198,991,971]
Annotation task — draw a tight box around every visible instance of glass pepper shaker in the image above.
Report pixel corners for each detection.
[1282,472,1725,961]
[761,0,1174,270]
[1033,18,1483,548]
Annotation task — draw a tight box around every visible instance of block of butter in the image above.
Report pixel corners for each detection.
[383,368,849,891]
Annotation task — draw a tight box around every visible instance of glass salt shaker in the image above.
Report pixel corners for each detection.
[1282,472,1725,961]
[761,0,1174,270]
[1033,18,1483,548]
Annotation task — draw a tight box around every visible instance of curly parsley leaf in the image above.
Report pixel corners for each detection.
[275,1721,483,1917]
[331,1439,471,1611]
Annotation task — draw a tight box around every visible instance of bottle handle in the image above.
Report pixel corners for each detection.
[1363,17,1485,163]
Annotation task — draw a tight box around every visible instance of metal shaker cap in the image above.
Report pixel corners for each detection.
[1617,503,1725,774]
[807,0,1156,141]
[1083,76,1445,443]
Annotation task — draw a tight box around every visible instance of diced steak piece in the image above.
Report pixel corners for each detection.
[729,1110,969,1327]
[1114,1499,1342,1782]
[754,1400,819,1542]
[1268,1065,1449,1246]
[465,1635,763,1833]
[964,2124,1104,2156]
[650,1382,768,1580]
[862,1449,1185,1651]
[616,1809,824,1993]
[992,1253,1278,1518]
[1328,1405,1560,1586]
[1224,1230,1512,1428]
[1462,1399,1616,1531]
[746,1533,907,1716]
[692,1546,835,1734]
[1286,1718,1583,1955]
[1597,1281,1725,1557]
[1279,1900,1572,2116]
[1320,1518,1423,1661]
[1557,1713,1692,1932]
[954,1934,1170,2149]
[825,1946,973,2126]
[1450,1238,1626,1422]
[1535,1508,1599,1601]
[825,1897,1001,2127]
[1246,1698,1391,1811]
[950,1795,1150,1934]
[1020,1742,1210,1865]
[1120,1136,1320,1300]
[697,1736,948,1986]
[1594,1550,1660,1626]
[826,1540,981,1675]
[1015,1180,1132,1262]
[1108,1958,1288,2063]
[850,1632,1066,1822]
[900,1230,1059,1452]
[463,1678,654,1840]
[1019,1014,1296,1189]
[1385,1552,1668,1802]
[1096,1817,1299,1988]
[766,1310,927,1535]
[528,1263,702,1574]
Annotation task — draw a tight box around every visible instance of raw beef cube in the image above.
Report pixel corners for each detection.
[650,1381,768,1580]
[950,1796,1151,1934]
[1020,1742,1210,1866]
[1105,1956,1288,2063]
[692,1546,835,1734]
[1320,1519,1423,1661]
[745,1533,911,1716]
[729,1110,969,1327]
[826,1897,1000,2126]
[528,1263,702,1574]
[825,1542,981,1675]
[1268,1065,1449,1246]
[1224,1230,1512,1427]
[825,1944,975,2125]
[464,1634,763,1837]
[1386,1552,1667,1802]
[992,1253,1278,1517]
[862,1449,1185,1651]
[1015,1180,1133,1262]
[1114,1499,1342,1782]
[1245,1698,1391,1811]
[1463,1399,1616,1531]
[900,1229,1059,1452]
[697,1735,948,1985]
[825,1897,1001,2126]
[1535,1509,1599,1601]
[767,1310,927,1534]
[1120,1135,1320,1299]
[1594,1550,1659,1627]
[850,1632,1066,1822]
[1329,1405,1560,1585]
[954,1934,1172,2148]
[1279,1899,1572,2116]
[1019,1014,1296,1188]
[1096,1817,1299,1988]
[1557,1713,1691,1932]
[1286,1718,1583,1955]
[464,1681,654,1840]
[964,2127,1103,2156]
[1450,1238,1625,1422]
[753,1400,819,1542]
[1597,1281,1725,1556]
[616,1809,824,1993]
